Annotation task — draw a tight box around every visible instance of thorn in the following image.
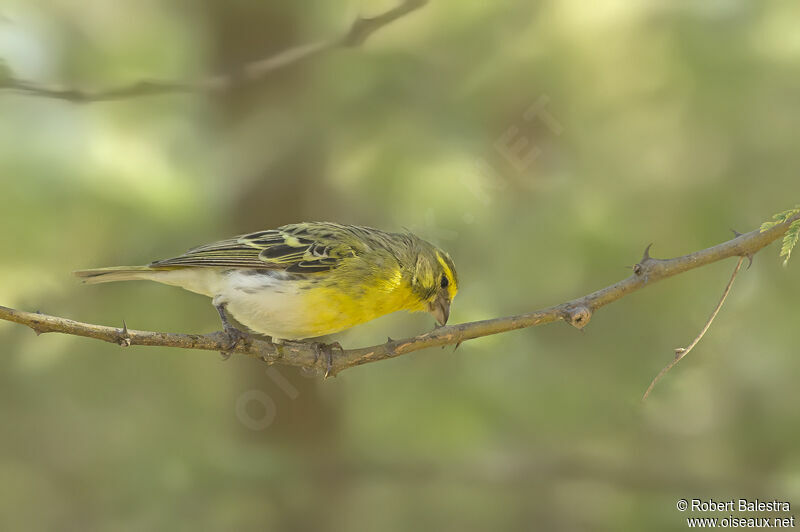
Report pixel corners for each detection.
[633,244,654,277]
[641,243,654,262]
[453,342,462,351]
[731,228,744,238]
[745,254,754,270]
[387,336,394,343]
[118,319,131,347]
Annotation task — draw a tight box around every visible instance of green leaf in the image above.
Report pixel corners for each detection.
[774,209,797,222]
[761,205,800,233]
[780,219,800,266]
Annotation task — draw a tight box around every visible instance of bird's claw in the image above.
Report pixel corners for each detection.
[219,326,249,360]
[313,341,344,378]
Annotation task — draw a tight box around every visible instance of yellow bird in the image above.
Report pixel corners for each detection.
[75,222,459,364]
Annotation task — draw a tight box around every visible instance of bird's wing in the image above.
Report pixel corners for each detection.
[149,223,363,273]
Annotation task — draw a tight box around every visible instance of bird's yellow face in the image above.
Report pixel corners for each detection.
[410,247,459,326]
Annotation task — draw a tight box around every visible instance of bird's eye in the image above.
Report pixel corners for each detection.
[440,275,449,289]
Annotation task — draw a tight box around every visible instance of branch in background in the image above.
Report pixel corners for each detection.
[1,213,798,382]
[0,0,427,103]
[641,256,745,401]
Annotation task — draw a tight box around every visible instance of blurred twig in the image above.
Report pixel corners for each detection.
[0,0,427,103]
[1,213,797,379]
[641,256,745,401]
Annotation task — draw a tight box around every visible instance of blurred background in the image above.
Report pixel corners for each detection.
[1,0,799,530]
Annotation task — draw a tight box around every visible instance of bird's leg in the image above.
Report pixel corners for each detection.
[215,302,249,359]
[311,341,344,378]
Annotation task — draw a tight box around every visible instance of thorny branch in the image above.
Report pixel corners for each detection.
[0,0,427,103]
[1,213,798,384]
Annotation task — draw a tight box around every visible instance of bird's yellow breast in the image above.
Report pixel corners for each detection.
[298,267,425,337]
[220,265,426,340]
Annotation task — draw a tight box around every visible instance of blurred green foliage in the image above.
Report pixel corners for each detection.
[1,0,799,530]
[761,206,800,264]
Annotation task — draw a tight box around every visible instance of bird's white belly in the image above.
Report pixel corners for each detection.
[149,268,361,340]
[215,270,317,340]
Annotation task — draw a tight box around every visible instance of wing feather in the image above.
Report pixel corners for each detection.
[148,223,363,273]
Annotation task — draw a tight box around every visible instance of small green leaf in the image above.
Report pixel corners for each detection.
[761,205,800,233]
[774,208,799,222]
[780,219,800,266]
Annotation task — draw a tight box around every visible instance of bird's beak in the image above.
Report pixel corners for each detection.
[428,292,451,326]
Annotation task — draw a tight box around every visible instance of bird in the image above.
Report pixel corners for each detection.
[74,222,459,372]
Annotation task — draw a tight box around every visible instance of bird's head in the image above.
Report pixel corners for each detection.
[407,240,459,326]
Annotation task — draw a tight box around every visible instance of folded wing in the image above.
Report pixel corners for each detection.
[149,223,361,274]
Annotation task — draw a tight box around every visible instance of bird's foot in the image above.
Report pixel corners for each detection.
[312,341,344,378]
[219,326,250,360]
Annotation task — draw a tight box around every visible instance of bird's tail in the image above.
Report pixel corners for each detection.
[73,265,165,284]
